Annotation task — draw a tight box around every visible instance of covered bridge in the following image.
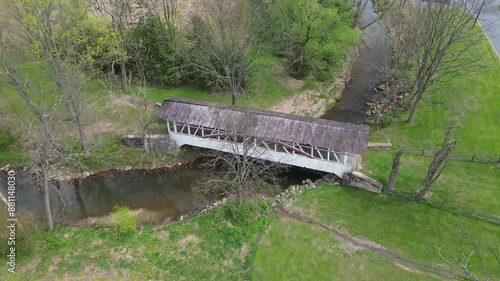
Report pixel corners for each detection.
[159,98,370,178]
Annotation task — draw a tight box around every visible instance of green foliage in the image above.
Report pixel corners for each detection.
[378,114,393,128]
[6,199,272,280]
[0,129,14,150]
[128,15,184,86]
[391,107,406,118]
[13,0,123,70]
[266,0,360,79]
[0,226,41,258]
[326,101,336,110]
[215,201,273,246]
[111,206,137,237]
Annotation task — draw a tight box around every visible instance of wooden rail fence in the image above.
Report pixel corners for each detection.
[383,189,500,225]
[401,146,500,165]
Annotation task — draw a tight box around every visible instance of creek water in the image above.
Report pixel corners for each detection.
[322,1,391,124]
[0,165,321,223]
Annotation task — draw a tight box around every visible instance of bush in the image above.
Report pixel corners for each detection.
[216,201,273,246]
[0,227,41,258]
[111,206,137,237]
[379,114,393,128]
[0,129,14,151]
[326,101,336,110]
[127,15,184,86]
[391,107,406,119]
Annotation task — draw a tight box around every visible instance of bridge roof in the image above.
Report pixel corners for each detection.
[159,98,370,155]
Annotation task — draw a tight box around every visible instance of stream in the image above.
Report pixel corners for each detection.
[0,164,321,224]
[322,0,391,124]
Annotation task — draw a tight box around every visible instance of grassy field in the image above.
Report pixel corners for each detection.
[362,150,500,214]
[371,39,500,156]
[252,219,438,281]
[252,185,500,280]
[1,201,272,281]
[362,27,500,214]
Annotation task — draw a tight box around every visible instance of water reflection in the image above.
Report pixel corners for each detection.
[0,165,320,224]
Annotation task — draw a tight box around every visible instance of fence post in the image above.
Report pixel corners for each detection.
[471,154,475,162]
[421,148,425,156]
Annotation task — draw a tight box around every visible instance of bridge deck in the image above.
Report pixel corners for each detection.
[158,98,369,178]
[167,121,358,178]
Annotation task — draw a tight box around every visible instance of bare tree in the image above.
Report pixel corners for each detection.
[153,0,180,40]
[385,147,403,191]
[6,0,102,155]
[436,221,500,280]
[415,116,460,201]
[105,71,158,153]
[1,54,65,231]
[195,113,287,206]
[188,0,267,105]
[404,0,487,124]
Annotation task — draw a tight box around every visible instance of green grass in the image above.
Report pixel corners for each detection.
[362,150,500,214]
[2,201,273,281]
[252,219,438,281]
[370,38,500,156]
[289,185,500,279]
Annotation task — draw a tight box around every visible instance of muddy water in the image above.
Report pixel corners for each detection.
[322,1,391,124]
[0,165,320,223]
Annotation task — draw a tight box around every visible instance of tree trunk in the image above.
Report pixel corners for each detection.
[0,190,22,229]
[416,117,459,200]
[386,148,403,191]
[42,160,54,231]
[415,183,430,202]
[75,113,89,155]
[120,58,128,92]
[407,91,423,124]
[143,129,149,153]
[237,187,243,207]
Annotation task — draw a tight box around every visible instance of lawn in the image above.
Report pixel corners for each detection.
[362,150,500,214]
[1,201,272,281]
[278,185,500,280]
[252,219,438,281]
[370,38,500,156]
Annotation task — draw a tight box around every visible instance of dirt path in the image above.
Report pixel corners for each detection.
[278,207,469,280]
[271,77,347,118]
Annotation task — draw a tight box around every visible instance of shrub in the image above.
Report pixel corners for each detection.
[391,107,406,119]
[379,114,393,128]
[0,227,41,258]
[217,201,273,246]
[127,15,184,86]
[326,101,336,110]
[111,206,137,237]
[0,129,14,151]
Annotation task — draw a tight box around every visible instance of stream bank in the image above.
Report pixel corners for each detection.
[322,0,392,124]
[0,159,322,226]
[271,0,392,125]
